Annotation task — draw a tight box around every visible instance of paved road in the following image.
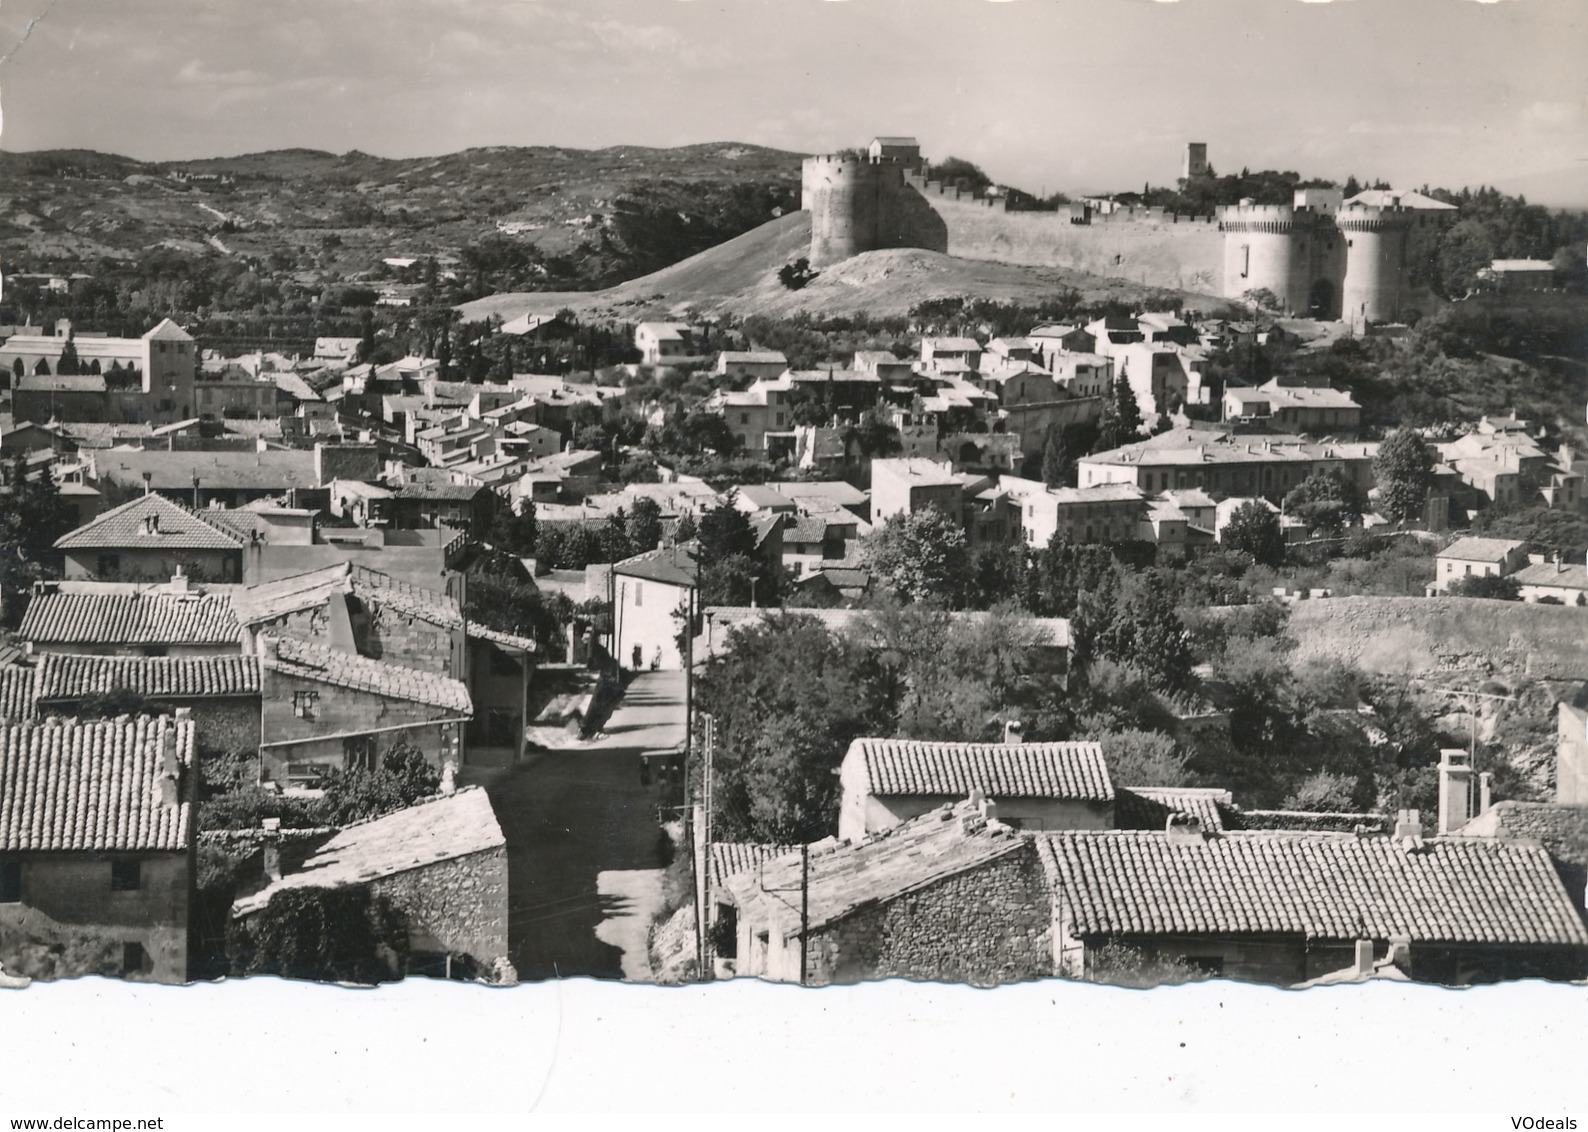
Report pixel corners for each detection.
[469,671,687,982]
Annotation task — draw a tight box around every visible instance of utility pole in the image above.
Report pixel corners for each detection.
[685,556,702,976]
[800,843,810,987]
[698,712,715,983]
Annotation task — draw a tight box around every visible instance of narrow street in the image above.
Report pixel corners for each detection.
[467,671,687,982]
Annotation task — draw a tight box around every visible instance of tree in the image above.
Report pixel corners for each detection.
[313,741,441,826]
[861,506,970,607]
[628,496,664,554]
[465,572,574,651]
[848,406,902,459]
[56,333,80,376]
[1434,218,1496,300]
[696,615,892,842]
[0,454,77,627]
[1283,468,1365,537]
[488,499,537,558]
[1446,574,1521,600]
[1086,728,1196,788]
[1373,428,1435,524]
[1113,372,1143,439]
[1041,425,1068,488]
[1102,573,1195,694]
[1221,501,1285,567]
[777,257,818,291]
[695,494,777,607]
[227,886,407,984]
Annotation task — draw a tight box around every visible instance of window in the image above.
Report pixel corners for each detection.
[740,413,750,425]
[95,553,120,577]
[343,734,376,771]
[293,690,320,720]
[110,859,141,892]
[122,941,147,976]
[0,861,19,903]
[634,582,643,608]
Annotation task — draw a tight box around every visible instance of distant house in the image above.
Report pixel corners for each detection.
[1223,380,1361,437]
[390,479,496,536]
[722,795,1051,986]
[869,457,962,524]
[713,350,788,382]
[836,736,1111,842]
[1041,817,1588,985]
[868,136,922,167]
[635,322,699,366]
[0,716,197,983]
[1484,259,1555,292]
[231,786,509,975]
[612,542,698,671]
[55,493,246,584]
[1432,536,1529,592]
[1514,553,1588,605]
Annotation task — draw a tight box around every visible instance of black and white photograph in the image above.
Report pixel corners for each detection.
[0,0,1585,1116]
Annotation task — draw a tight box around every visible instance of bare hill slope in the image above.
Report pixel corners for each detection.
[457,210,1221,325]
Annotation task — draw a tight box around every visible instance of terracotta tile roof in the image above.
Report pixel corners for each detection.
[230,563,463,630]
[264,637,471,714]
[465,623,537,654]
[0,716,194,852]
[0,667,36,721]
[1438,537,1527,563]
[847,738,1113,802]
[615,541,698,587]
[55,493,245,552]
[1115,787,1233,832]
[232,786,502,916]
[1039,830,1588,946]
[19,589,241,647]
[725,799,1030,936]
[95,450,318,493]
[709,841,794,892]
[36,653,260,701]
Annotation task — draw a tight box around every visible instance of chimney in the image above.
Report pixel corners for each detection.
[1393,809,1423,840]
[158,724,180,805]
[1003,719,1024,745]
[1165,813,1206,845]
[167,566,188,593]
[261,818,282,882]
[440,760,458,796]
[1479,771,1493,816]
[1353,939,1375,977]
[1438,749,1474,835]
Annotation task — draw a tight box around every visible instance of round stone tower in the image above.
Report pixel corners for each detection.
[1218,203,1305,313]
[1337,201,1413,331]
[802,154,907,268]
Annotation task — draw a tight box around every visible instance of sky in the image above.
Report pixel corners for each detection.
[1,0,1585,202]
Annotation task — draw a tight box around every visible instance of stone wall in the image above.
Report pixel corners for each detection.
[259,667,461,781]
[918,189,1225,296]
[1279,596,1588,679]
[364,605,461,676]
[804,842,1052,986]
[0,851,191,983]
[370,846,509,967]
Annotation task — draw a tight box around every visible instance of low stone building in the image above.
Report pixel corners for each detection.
[1040,814,1588,986]
[31,652,260,756]
[722,795,1052,986]
[836,736,1112,841]
[55,493,246,584]
[0,715,197,983]
[1432,536,1530,593]
[257,635,471,787]
[231,786,509,975]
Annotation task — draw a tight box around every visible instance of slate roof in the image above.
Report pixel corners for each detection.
[19,589,242,647]
[36,653,260,701]
[232,786,503,916]
[725,799,1029,936]
[264,637,471,714]
[0,667,36,721]
[1038,830,1588,945]
[1437,536,1527,563]
[0,716,194,852]
[55,493,246,552]
[846,738,1112,802]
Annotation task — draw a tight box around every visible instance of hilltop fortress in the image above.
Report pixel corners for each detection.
[801,138,1457,329]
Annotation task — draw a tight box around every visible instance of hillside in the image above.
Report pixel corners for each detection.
[457,210,1223,324]
[0,142,804,282]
